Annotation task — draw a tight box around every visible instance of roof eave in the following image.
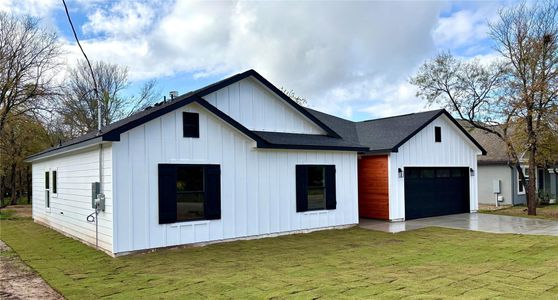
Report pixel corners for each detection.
[25,137,105,162]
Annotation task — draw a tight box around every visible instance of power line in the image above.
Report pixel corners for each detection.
[61,0,102,132]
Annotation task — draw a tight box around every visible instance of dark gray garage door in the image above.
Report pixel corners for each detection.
[404,167,470,220]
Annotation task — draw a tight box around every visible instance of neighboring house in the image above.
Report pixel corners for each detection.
[466,126,558,206]
[26,70,485,256]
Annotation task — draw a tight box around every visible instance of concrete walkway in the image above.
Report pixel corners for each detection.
[359,213,558,236]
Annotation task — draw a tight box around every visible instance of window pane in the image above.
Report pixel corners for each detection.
[451,169,464,177]
[405,168,420,179]
[177,166,204,192]
[177,192,204,221]
[45,190,50,208]
[307,166,326,210]
[45,172,49,189]
[308,166,325,187]
[421,169,435,178]
[53,171,57,193]
[436,169,450,178]
[307,187,326,210]
[176,165,205,221]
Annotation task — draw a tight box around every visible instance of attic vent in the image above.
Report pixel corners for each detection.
[169,91,178,99]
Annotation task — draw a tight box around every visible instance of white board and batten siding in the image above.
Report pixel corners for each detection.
[388,114,481,220]
[203,77,325,135]
[31,145,113,252]
[112,102,358,254]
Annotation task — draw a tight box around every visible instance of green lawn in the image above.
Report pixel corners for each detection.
[0,209,15,220]
[1,219,558,299]
[480,204,558,220]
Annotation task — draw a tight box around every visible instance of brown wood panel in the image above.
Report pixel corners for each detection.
[358,155,389,219]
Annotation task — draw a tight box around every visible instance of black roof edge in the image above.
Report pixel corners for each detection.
[360,149,394,155]
[194,69,341,138]
[25,136,104,161]
[257,143,369,152]
[391,109,487,155]
[102,96,198,141]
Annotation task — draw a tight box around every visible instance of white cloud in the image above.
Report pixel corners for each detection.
[432,3,501,54]
[2,1,512,119]
[76,1,446,118]
[82,1,160,37]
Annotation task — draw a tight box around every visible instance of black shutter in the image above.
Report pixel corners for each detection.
[296,165,308,212]
[158,164,177,224]
[183,112,200,138]
[204,165,221,220]
[325,165,336,210]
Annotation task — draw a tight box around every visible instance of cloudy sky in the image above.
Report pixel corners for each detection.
[1,0,513,120]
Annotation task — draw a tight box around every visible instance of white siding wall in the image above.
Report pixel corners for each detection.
[32,145,113,252]
[112,102,358,254]
[388,115,481,220]
[203,77,325,134]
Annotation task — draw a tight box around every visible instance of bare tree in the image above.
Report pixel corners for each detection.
[0,13,62,135]
[57,60,160,137]
[280,87,308,106]
[411,1,558,215]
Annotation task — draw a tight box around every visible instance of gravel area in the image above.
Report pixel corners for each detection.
[0,240,63,300]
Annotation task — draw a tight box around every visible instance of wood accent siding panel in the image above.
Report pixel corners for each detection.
[358,155,389,220]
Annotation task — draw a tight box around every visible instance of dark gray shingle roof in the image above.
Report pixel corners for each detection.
[27,70,485,161]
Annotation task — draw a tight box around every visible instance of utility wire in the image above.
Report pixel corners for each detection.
[62,0,102,131]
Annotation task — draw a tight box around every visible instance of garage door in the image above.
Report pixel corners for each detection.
[404,167,470,220]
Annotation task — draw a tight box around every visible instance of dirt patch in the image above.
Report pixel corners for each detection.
[0,240,63,300]
[478,204,512,211]
[5,205,32,218]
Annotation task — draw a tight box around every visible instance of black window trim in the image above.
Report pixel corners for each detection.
[158,163,221,224]
[296,164,336,213]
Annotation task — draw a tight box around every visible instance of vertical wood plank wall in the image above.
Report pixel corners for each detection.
[358,155,389,220]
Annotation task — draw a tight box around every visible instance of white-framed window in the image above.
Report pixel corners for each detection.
[517,167,529,195]
[51,169,58,197]
[45,171,50,208]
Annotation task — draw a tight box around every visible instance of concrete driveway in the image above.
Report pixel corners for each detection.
[359,213,558,236]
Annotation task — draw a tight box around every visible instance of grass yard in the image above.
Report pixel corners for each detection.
[480,204,558,220]
[1,219,558,299]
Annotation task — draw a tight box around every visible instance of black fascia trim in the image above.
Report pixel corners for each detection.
[102,97,198,141]
[361,148,394,155]
[441,111,487,155]
[26,136,104,161]
[256,143,368,152]
[390,109,487,155]
[194,69,342,139]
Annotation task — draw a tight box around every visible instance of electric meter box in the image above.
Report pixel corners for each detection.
[493,179,501,194]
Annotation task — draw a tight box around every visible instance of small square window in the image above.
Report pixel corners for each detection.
[183,112,199,138]
[435,126,442,142]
